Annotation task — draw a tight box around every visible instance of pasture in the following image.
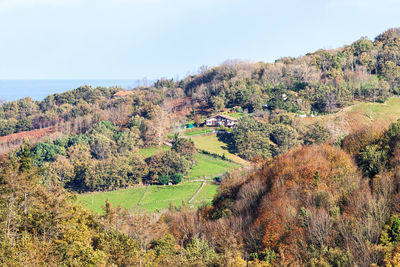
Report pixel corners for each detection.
[191,134,248,165]
[78,181,218,213]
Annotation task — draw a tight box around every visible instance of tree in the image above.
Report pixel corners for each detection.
[211,95,225,112]
[324,91,337,113]
[171,134,197,160]
[65,144,95,192]
[150,234,181,265]
[193,115,203,127]
[358,145,386,178]
[230,117,272,160]
[0,146,106,265]
[115,128,142,156]
[270,124,302,156]
[161,150,193,176]
[46,156,75,186]
[0,119,17,136]
[32,142,65,167]
[304,122,330,145]
[143,109,171,146]
[90,133,114,160]
[183,237,218,266]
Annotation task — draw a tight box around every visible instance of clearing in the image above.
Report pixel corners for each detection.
[138,145,170,158]
[190,134,248,165]
[302,97,400,138]
[223,111,246,119]
[78,181,218,213]
[186,154,240,179]
[80,141,238,214]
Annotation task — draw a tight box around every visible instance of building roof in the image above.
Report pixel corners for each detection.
[113,90,135,97]
[208,114,238,121]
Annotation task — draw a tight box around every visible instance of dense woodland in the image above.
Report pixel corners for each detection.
[2,28,400,265]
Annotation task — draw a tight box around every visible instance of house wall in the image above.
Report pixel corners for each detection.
[205,116,237,127]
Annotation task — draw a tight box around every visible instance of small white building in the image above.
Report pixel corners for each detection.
[205,114,238,127]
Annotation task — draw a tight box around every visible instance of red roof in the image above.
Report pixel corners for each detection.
[211,114,238,121]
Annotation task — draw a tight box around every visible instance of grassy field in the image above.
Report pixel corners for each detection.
[224,112,246,119]
[78,187,147,213]
[191,183,218,206]
[302,97,400,138]
[191,134,248,165]
[79,98,400,215]
[78,181,218,213]
[348,97,400,121]
[186,154,240,179]
[183,128,214,136]
[138,145,170,158]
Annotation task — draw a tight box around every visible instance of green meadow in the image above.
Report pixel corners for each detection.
[191,134,248,165]
[78,182,218,213]
[138,145,170,158]
[186,154,239,179]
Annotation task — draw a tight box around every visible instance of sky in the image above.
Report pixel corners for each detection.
[0,0,399,80]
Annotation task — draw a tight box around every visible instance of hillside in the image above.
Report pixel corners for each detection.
[190,134,248,165]
[200,119,400,265]
[303,97,400,139]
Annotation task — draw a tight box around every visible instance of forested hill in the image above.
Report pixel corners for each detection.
[2,28,400,139]
[202,119,400,266]
[180,27,400,112]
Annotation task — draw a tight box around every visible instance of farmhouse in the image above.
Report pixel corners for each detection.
[205,114,238,127]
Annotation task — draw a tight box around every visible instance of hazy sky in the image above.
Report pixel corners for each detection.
[0,0,399,80]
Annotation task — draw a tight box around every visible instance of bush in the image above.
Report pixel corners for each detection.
[158,175,170,185]
[171,173,183,184]
[390,215,400,242]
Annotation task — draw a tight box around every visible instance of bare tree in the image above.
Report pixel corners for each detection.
[324,92,337,113]
[307,208,332,248]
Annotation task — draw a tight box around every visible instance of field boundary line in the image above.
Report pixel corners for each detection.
[137,185,150,206]
[188,181,206,204]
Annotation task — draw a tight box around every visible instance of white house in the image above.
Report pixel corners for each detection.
[205,114,238,127]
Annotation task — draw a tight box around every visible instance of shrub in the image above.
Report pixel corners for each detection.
[158,175,170,185]
[171,173,183,184]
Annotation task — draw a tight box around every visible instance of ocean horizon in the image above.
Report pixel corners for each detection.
[0,80,143,101]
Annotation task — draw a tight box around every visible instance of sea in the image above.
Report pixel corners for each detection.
[0,80,143,101]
